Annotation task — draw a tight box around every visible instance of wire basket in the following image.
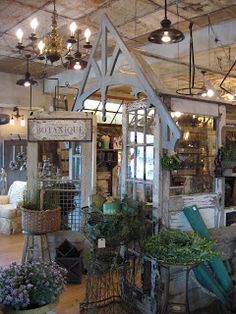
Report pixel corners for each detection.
[21,207,61,234]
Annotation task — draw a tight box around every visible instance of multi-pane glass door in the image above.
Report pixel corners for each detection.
[122,104,156,203]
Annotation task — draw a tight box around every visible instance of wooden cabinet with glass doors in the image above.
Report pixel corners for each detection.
[170,114,216,195]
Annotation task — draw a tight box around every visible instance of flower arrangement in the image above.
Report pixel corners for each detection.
[142,227,219,265]
[160,153,180,171]
[0,261,67,310]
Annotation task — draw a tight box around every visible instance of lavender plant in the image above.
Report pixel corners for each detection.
[0,261,67,310]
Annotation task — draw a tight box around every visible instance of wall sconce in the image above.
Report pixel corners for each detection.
[9,107,25,127]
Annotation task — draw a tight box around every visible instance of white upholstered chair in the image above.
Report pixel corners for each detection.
[0,181,27,235]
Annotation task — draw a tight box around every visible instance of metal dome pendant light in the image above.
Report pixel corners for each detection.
[148,0,184,44]
[16,55,38,87]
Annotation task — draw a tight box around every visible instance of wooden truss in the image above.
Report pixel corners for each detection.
[73,14,181,150]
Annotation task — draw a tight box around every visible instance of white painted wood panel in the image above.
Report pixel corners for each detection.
[169,207,218,231]
[168,193,220,230]
[182,194,219,208]
[171,98,219,117]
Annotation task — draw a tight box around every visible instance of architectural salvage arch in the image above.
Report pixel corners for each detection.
[73,14,181,150]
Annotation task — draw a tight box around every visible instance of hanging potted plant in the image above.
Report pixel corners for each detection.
[160,152,181,171]
[0,261,66,313]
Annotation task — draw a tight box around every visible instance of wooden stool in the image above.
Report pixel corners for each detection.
[22,231,51,263]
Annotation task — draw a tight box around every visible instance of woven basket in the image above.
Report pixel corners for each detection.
[21,207,61,234]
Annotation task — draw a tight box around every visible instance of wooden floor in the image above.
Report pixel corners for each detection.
[0,234,85,314]
[1,235,228,314]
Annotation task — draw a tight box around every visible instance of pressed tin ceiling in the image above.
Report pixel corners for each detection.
[0,0,236,95]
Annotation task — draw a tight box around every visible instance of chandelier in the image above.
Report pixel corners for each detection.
[15,0,92,70]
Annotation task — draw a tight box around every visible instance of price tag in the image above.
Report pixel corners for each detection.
[98,238,106,248]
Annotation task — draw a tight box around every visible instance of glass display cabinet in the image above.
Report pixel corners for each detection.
[170,114,216,195]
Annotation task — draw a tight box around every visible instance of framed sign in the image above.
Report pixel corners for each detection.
[28,118,92,142]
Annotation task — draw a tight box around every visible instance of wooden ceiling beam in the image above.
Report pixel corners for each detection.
[136,49,236,79]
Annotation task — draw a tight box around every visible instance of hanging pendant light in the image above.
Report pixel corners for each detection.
[16,55,38,87]
[148,0,184,44]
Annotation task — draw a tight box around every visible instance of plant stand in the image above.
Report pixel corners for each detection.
[80,247,137,314]
[158,262,199,314]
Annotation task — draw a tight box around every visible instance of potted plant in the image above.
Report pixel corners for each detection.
[88,195,151,248]
[85,195,151,272]
[21,189,61,234]
[0,261,67,313]
[160,153,181,171]
[142,227,219,265]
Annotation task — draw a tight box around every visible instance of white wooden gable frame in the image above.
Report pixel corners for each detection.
[73,14,181,150]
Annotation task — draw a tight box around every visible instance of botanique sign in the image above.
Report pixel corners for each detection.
[28,118,92,142]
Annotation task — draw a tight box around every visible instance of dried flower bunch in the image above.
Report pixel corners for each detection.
[0,261,67,310]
